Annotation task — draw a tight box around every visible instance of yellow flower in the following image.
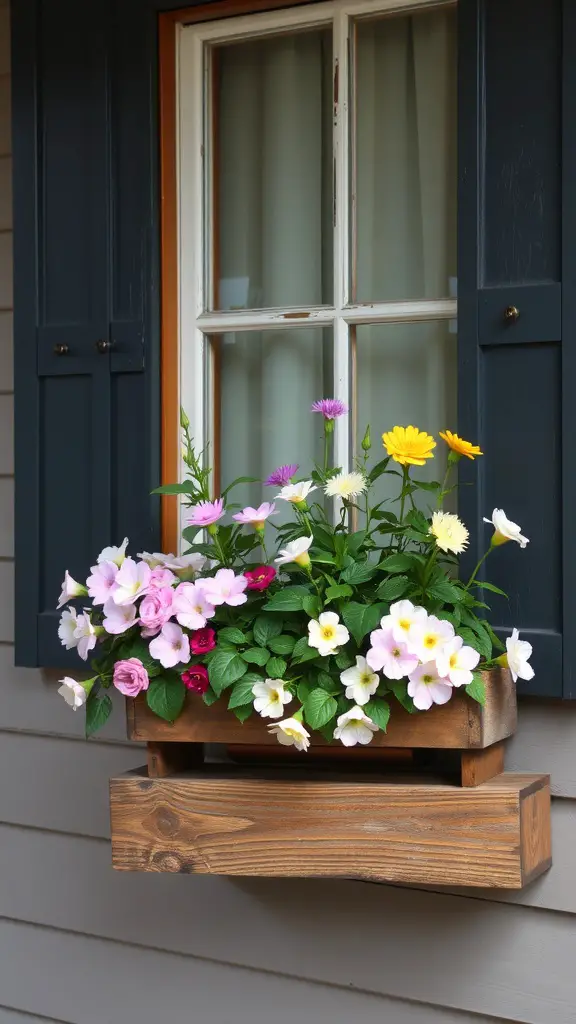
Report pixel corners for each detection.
[439,430,483,460]
[382,425,436,467]
[429,510,469,554]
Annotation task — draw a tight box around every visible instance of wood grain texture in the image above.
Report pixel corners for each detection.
[110,768,550,888]
[521,782,552,884]
[128,668,516,749]
[147,741,203,778]
[461,741,505,787]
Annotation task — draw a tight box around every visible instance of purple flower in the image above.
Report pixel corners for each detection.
[113,658,150,697]
[264,464,299,487]
[311,398,349,420]
[187,498,225,528]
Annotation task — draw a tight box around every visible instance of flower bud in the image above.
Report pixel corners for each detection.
[361,425,371,452]
[180,407,190,431]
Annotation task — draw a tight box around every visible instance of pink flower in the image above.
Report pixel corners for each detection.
[366,626,418,680]
[172,580,215,630]
[181,664,210,694]
[113,658,150,697]
[244,565,276,591]
[112,557,151,605]
[139,587,174,638]
[264,463,299,487]
[233,502,277,528]
[148,567,177,590]
[190,627,216,655]
[407,662,453,711]
[149,622,190,669]
[187,498,225,528]
[201,568,248,607]
[86,560,118,605]
[73,612,97,661]
[311,398,348,420]
[102,598,137,635]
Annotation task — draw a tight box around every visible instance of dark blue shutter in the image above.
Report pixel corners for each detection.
[12,0,160,667]
[458,0,570,696]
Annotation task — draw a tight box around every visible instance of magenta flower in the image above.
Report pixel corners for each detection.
[190,627,216,655]
[113,658,150,697]
[311,398,348,420]
[264,463,299,487]
[182,664,210,694]
[201,568,248,607]
[149,621,190,669]
[187,498,225,528]
[244,565,276,591]
[232,502,277,528]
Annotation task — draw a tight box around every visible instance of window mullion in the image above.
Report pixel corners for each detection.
[333,10,351,477]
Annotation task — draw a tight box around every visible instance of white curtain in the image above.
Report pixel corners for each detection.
[214,8,456,506]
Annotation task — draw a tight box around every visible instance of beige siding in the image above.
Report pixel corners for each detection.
[1,10,575,1023]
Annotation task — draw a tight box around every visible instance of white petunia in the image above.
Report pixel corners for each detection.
[333,705,379,747]
[56,570,88,610]
[73,612,97,661]
[97,537,129,567]
[483,508,529,549]
[57,676,90,710]
[58,607,79,650]
[407,662,453,710]
[268,717,311,752]
[436,635,480,687]
[505,628,535,683]
[275,480,317,504]
[102,598,137,635]
[275,535,313,568]
[112,557,151,605]
[160,553,207,578]
[407,614,455,664]
[324,471,367,500]
[308,611,350,657]
[340,656,380,706]
[379,599,427,645]
[252,679,292,719]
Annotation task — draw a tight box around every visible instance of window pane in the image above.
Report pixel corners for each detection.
[353,6,457,302]
[212,29,333,311]
[209,327,333,512]
[354,320,456,508]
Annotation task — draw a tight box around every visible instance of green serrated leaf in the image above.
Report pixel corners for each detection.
[302,595,321,619]
[325,583,354,603]
[266,656,287,679]
[364,698,391,731]
[268,634,296,656]
[368,457,391,482]
[379,553,416,573]
[341,602,387,646]
[233,703,254,722]
[262,586,310,612]
[146,676,186,722]
[241,647,270,666]
[253,614,283,647]
[334,648,355,670]
[207,648,248,695]
[217,626,247,645]
[376,575,410,602]
[316,670,340,694]
[292,635,318,664]
[341,561,377,585]
[297,680,314,704]
[85,691,112,738]
[228,676,259,709]
[303,688,338,729]
[456,625,491,661]
[427,579,464,603]
[475,580,508,597]
[202,687,219,706]
[388,678,416,713]
[466,673,486,706]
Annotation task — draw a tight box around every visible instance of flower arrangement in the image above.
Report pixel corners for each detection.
[56,403,534,748]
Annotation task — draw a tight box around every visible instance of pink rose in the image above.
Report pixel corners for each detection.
[149,567,177,590]
[113,658,150,697]
[139,587,174,637]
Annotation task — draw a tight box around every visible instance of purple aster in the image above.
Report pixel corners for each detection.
[264,463,299,487]
[311,398,349,420]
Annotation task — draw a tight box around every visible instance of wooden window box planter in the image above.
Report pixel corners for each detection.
[109,668,552,887]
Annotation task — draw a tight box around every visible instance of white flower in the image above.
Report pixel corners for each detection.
[97,537,129,567]
[429,510,469,554]
[102,598,137,635]
[58,607,79,650]
[138,551,174,568]
[252,679,292,719]
[340,656,379,705]
[275,480,317,504]
[366,627,418,680]
[436,636,480,687]
[378,599,427,646]
[505,628,535,683]
[57,676,89,710]
[407,614,455,663]
[267,717,311,752]
[161,553,207,578]
[407,662,453,710]
[275,535,313,568]
[56,570,88,610]
[324,471,367,500]
[333,705,379,747]
[308,611,350,657]
[112,557,151,605]
[483,508,529,548]
[73,612,97,661]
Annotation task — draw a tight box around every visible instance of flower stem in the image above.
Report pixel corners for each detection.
[465,548,491,590]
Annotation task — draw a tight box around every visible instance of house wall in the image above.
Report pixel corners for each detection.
[1,4,575,1021]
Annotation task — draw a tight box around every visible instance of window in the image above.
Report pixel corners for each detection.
[171,0,457,539]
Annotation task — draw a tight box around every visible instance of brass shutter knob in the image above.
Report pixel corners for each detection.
[95,339,113,353]
[53,343,69,355]
[503,305,520,324]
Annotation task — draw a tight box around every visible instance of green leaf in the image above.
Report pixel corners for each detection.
[228,676,259,709]
[341,561,377,585]
[325,583,354,603]
[217,626,247,645]
[262,586,310,612]
[407,509,430,533]
[368,457,391,482]
[266,656,287,679]
[364,698,391,732]
[202,687,219,706]
[146,676,186,722]
[376,575,410,602]
[316,670,340,694]
[379,553,415,573]
[152,482,196,496]
[347,531,367,557]
[207,649,248,695]
[233,703,254,722]
[85,691,112,738]
[466,673,486,706]
[297,680,314,704]
[241,647,270,666]
[302,595,321,619]
[414,480,441,492]
[457,625,492,661]
[334,648,355,670]
[253,615,283,647]
[310,550,337,565]
[292,636,318,664]
[341,601,387,646]
[475,580,508,598]
[303,688,338,729]
[268,634,296,655]
[388,679,416,713]
[221,475,260,498]
[121,638,163,678]
[427,579,464,603]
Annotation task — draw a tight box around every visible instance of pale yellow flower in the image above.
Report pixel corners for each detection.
[429,511,469,554]
[324,471,366,499]
[382,425,436,466]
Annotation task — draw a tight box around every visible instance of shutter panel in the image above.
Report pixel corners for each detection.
[13,0,160,667]
[458,0,565,696]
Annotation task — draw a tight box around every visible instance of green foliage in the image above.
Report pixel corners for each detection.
[376,575,410,602]
[217,627,247,645]
[207,649,247,695]
[268,634,296,656]
[228,674,260,709]
[263,586,310,612]
[253,615,283,647]
[147,676,186,722]
[466,672,487,706]
[303,689,338,729]
[241,647,270,666]
[85,690,112,738]
[341,601,387,646]
[266,656,287,679]
[364,698,391,731]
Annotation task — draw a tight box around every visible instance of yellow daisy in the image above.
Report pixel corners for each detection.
[439,430,483,460]
[382,425,436,467]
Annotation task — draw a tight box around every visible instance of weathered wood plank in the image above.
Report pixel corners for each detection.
[110,768,550,887]
[147,741,203,778]
[461,741,505,787]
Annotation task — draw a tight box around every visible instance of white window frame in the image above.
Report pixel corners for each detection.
[176,0,457,537]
